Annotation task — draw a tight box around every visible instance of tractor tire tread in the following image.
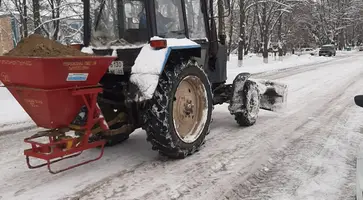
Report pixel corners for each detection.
[142,59,212,159]
[233,80,260,126]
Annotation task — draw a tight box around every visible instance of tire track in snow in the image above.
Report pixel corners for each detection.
[0,122,36,136]
[2,54,362,200]
[196,65,363,200]
[68,58,363,200]
[219,67,363,200]
[251,54,358,80]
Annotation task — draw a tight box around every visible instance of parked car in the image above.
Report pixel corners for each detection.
[319,44,336,56]
[296,48,317,56]
[359,46,363,51]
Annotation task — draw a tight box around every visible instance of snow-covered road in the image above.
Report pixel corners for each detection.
[1,53,363,200]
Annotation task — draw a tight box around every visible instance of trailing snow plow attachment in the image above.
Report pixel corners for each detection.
[255,79,288,111]
[228,73,288,114]
[0,56,116,174]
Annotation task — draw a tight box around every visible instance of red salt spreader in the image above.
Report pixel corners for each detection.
[0,56,117,174]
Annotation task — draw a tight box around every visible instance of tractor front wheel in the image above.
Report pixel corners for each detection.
[233,80,260,126]
[73,103,131,146]
[143,59,213,158]
[96,102,132,146]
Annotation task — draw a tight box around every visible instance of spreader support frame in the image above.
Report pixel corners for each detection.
[23,87,108,174]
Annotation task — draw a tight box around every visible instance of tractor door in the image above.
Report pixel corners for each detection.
[153,0,210,81]
[153,0,186,38]
[183,0,209,75]
[153,0,209,65]
[184,0,228,85]
[152,0,227,85]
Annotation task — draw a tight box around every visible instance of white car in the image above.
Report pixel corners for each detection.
[296,48,317,56]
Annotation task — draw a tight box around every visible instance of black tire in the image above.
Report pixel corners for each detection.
[233,80,260,126]
[97,102,131,146]
[103,124,130,146]
[143,59,213,159]
[73,101,131,146]
[88,122,131,147]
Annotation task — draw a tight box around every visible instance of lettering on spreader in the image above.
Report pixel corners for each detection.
[24,99,43,108]
[63,61,97,71]
[0,60,32,66]
[0,72,11,83]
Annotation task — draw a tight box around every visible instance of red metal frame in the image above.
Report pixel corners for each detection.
[23,87,108,174]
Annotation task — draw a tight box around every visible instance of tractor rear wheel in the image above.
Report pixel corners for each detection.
[143,59,213,158]
[233,80,260,126]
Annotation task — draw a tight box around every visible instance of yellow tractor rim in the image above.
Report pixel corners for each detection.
[172,75,208,143]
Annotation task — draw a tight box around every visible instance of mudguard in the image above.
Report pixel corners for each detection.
[228,72,251,114]
[129,37,201,101]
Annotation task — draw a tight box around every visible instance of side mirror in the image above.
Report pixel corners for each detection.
[354,95,363,108]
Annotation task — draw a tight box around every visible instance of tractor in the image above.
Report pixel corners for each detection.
[0,0,287,173]
[72,0,288,159]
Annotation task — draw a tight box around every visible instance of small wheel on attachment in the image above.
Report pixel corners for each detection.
[232,80,261,126]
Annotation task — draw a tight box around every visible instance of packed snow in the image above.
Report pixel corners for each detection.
[0,51,363,200]
[227,53,335,83]
[80,47,94,54]
[132,37,200,74]
[130,38,200,100]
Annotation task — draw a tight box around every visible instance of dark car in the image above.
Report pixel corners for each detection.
[319,44,336,56]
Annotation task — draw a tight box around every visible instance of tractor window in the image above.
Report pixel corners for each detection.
[90,0,148,47]
[154,0,185,38]
[91,0,118,45]
[184,0,207,39]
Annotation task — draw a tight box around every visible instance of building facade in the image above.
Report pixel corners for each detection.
[0,14,17,55]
